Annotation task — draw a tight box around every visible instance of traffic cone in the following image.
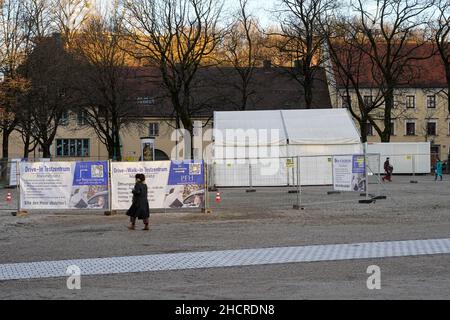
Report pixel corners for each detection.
[6,192,12,202]
[215,192,221,203]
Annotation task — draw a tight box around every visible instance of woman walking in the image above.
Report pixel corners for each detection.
[382,157,393,182]
[435,158,443,181]
[127,174,150,230]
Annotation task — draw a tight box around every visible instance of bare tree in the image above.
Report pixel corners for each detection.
[124,0,224,158]
[21,34,76,158]
[0,0,29,159]
[326,17,385,142]
[432,0,450,113]
[15,0,54,158]
[15,105,40,159]
[23,0,53,42]
[270,0,337,108]
[72,8,142,161]
[351,0,436,142]
[52,0,92,47]
[220,0,264,110]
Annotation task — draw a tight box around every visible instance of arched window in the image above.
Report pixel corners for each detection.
[155,149,169,161]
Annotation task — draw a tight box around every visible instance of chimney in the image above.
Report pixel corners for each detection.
[52,32,62,47]
[263,59,271,69]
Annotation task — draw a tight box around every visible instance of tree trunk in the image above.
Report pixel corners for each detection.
[379,131,389,142]
[108,148,115,160]
[241,88,247,111]
[178,105,194,159]
[114,130,122,161]
[381,87,394,142]
[304,86,313,109]
[41,142,52,158]
[303,70,313,109]
[241,76,249,111]
[2,130,9,160]
[360,119,368,143]
[106,136,114,160]
[447,83,450,114]
[445,65,450,114]
[182,122,194,160]
[23,134,30,159]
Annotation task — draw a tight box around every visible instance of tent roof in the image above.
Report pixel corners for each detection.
[214,109,361,146]
[282,109,361,144]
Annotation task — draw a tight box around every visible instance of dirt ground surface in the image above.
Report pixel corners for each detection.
[0,175,449,299]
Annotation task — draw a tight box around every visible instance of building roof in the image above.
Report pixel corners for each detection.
[127,65,332,118]
[330,42,447,89]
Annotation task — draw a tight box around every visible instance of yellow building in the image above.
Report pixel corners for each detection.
[2,64,332,161]
[3,116,213,161]
[328,43,449,162]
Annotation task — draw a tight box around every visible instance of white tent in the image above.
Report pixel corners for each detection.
[212,109,362,186]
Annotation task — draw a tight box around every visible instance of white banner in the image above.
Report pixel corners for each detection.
[333,155,366,192]
[20,162,73,209]
[20,161,109,210]
[10,158,50,187]
[111,161,171,210]
[111,161,205,210]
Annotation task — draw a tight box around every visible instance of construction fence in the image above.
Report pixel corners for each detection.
[1,152,433,214]
[2,159,206,214]
[0,160,20,213]
[205,153,387,211]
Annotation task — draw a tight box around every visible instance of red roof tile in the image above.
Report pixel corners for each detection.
[331,42,447,88]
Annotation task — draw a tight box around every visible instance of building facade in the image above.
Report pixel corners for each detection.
[328,43,449,162]
[1,64,332,161]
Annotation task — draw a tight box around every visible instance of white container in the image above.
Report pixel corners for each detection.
[366,142,431,174]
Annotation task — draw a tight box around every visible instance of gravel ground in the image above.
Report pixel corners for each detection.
[0,175,449,299]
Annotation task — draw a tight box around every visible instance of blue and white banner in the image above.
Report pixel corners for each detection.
[111,160,205,210]
[165,161,205,209]
[20,161,109,210]
[333,155,366,192]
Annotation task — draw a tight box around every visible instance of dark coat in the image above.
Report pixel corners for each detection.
[384,161,393,174]
[126,182,150,219]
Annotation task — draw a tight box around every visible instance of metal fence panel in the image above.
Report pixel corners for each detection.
[208,153,386,211]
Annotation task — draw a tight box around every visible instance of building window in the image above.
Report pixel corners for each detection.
[390,121,395,136]
[137,96,155,106]
[77,110,88,126]
[149,122,159,136]
[406,95,415,108]
[341,95,351,108]
[60,111,69,126]
[427,95,436,109]
[56,139,90,157]
[406,121,416,136]
[366,122,373,136]
[363,95,373,106]
[58,88,67,98]
[427,121,437,136]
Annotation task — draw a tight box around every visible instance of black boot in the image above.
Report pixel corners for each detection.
[128,217,136,230]
[143,218,149,231]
